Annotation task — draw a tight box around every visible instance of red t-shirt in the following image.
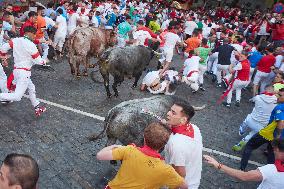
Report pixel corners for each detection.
[20,20,35,37]
[257,55,276,73]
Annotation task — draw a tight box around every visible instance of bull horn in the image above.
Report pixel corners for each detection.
[152,50,163,56]
[193,105,206,111]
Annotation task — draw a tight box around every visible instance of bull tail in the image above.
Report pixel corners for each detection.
[88,108,119,141]
[193,105,206,111]
[88,122,108,141]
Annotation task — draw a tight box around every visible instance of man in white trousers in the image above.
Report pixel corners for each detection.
[222,51,250,107]
[182,51,203,93]
[232,85,277,151]
[0,60,8,94]
[0,26,46,116]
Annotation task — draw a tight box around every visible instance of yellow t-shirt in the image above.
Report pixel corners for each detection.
[109,145,184,189]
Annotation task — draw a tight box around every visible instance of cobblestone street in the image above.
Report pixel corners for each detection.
[0,54,266,189]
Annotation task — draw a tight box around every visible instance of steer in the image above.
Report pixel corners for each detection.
[66,27,116,78]
[88,95,205,146]
[97,45,160,98]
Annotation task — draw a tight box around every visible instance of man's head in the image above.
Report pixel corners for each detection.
[5,4,13,13]
[223,38,230,44]
[272,139,284,160]
[277,88,284,103]
[125,15,131,23]
[264,85,275,93]
[144,122,170,151]
[137,20,144,27]
[37,6,45,16]
[57,8,64,16]
[28,11,38,24]
[2,12,12,22]
[274,73,284,83]
[63,1,69,10]
[47,2,54,9]
[192,29,199,37]
[236,50,248,61]
[113,7,118,14]
[23,26,37,41]
[0,153,39,189]
[166,100,195,126]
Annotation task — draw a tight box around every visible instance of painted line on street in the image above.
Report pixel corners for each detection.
[23,95,105,121]
[27,95,264,167]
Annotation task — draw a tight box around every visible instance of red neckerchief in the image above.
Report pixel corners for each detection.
[274,81,284,85]
[187,70,198,77]
[261,92,275,96]
[171,123,194,138]
[67,9,75,15]
[130,144,163,160]
[275,160,284,172]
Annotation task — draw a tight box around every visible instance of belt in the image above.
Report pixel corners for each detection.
[14,67,31,71]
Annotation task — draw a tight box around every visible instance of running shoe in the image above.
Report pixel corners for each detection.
[35,106,47,117]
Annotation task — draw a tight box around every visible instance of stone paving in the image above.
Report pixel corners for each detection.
[0,54,266,189]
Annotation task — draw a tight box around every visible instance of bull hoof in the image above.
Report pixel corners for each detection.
[107,94,112,98]
[88,64,97,68]
[71,71,75,75]
[76,73,81,79]
[114,93,119,98]
[83,72,88,77]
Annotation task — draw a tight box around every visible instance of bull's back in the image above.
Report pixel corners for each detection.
[107,46,152,75]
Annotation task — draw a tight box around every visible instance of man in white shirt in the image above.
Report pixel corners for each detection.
[132,30,152,46]
[163,100,203,189]
[54,8,67,57]
[204,138,284,189]
[182,51,203,93]
[67,5,80,36]
[161,25,183,74]
[184,17,198,39]
[0,26,46,116]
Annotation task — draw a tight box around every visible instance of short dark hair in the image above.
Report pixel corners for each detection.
[23,26,37,34]
[192,29,199,36]
[174,99,195,121]
[125,14,131,20]
[57,8,63,15]
[3,153,39,189]
[47,2,54,8]
[202,38,208,45]
[272,139,284,152]
[144,122,170,150]
[279,72,284,80]
[3,11,12,17]
[137,20,144,26]
[37,6,45,11]
[28,11,37,18]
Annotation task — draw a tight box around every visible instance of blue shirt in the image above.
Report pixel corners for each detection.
[2,21,12,31]
[268,103,284,139]
[105,13,117,27]
[248,51,263,68]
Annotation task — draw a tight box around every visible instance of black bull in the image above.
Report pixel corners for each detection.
[97,45,159,98]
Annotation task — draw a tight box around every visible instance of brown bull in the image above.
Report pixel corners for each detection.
[66,27,116,78]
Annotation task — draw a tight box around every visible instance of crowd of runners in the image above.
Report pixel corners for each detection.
[0,0,284,189]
